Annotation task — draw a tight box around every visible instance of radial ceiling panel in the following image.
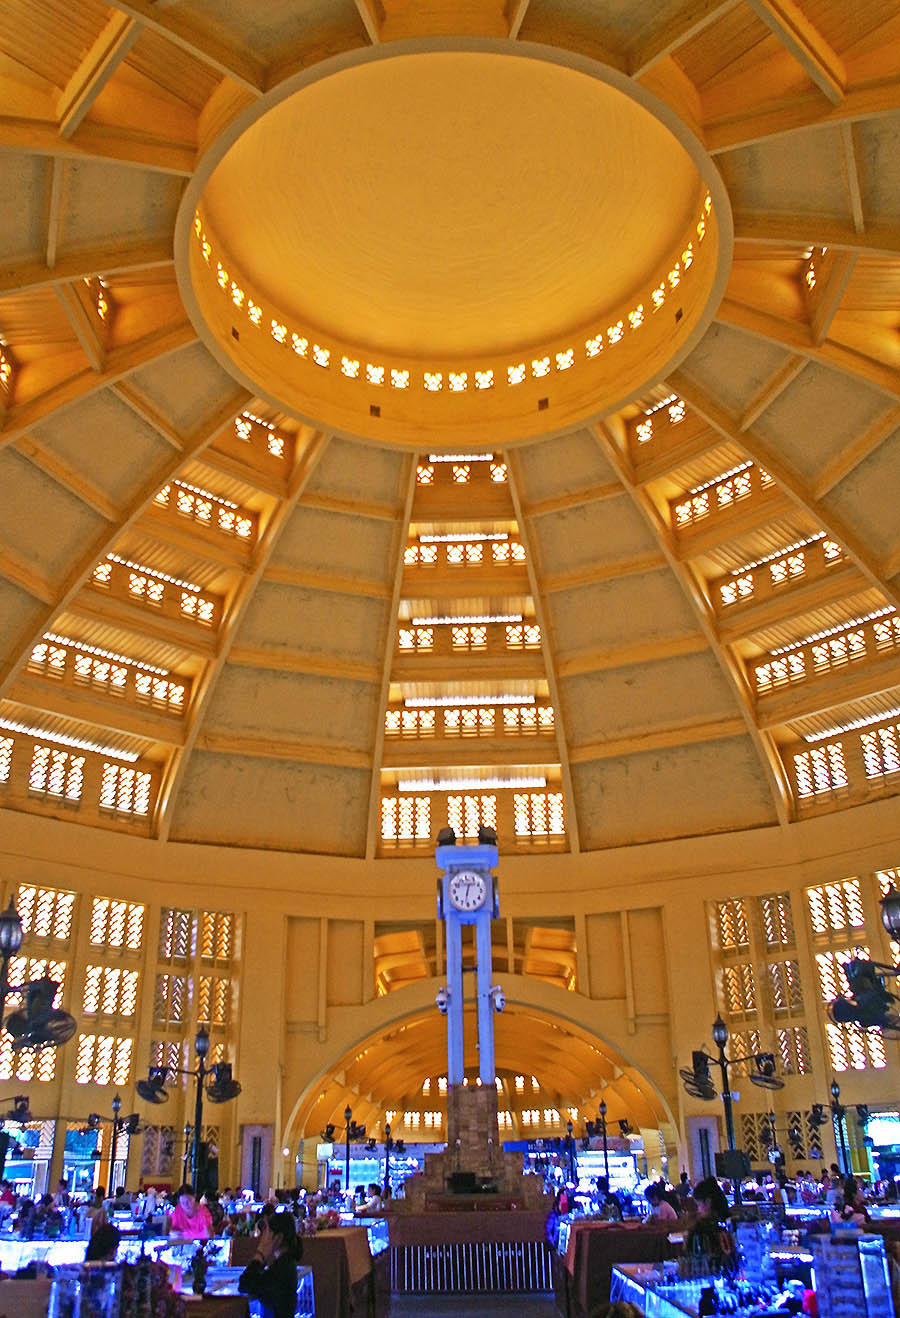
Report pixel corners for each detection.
[0,0,896,856]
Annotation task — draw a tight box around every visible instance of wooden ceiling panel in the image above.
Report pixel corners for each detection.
[124,25,222,110]
[674,6,772,87]
[0,0,110,89]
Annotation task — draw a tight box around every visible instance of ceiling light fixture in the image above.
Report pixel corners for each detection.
[396,774,548,792]
[0,717,140,763]
[410,613,523,626]
[402,694,536,708]
[730,531,827,577]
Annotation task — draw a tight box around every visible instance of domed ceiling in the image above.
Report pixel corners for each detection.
[0,0,898,861]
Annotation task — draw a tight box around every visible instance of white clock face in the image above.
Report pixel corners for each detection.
[448,869,487,912]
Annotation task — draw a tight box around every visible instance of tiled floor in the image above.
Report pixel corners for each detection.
[389,1293,560,1317]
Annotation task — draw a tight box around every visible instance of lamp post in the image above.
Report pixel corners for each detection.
[341,1105,366,1194]
[681,1015,782,1207]
[192,1027,210,1196]
[830,1079,851,1177]
[0,900,24,1008]
[383,1123,392,1198]
[136,1026,240,1196]
[597,1099,610,1185]
[565,1119,576,1183]
[880,886,900,944]
[109,1093,122,1191]
[344,1105,352,1193]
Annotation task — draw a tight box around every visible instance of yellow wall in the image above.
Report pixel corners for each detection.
[3,788,899,1190]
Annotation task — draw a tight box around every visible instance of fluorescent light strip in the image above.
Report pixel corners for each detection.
[643,393,678,417]
[403,694,536,708]
[806,705,900,745]
[0,717,139,763]
[241,410,276,431]
[173,478,238,510]
[44,632,169,677]
[107,553,203,595]
[427,453,494,463]
[410,613,523,627]
[687,460,753,498]
[397,775,547,793]
[770,606,895,657]
[730,531,826,577]
[419,532,509,543]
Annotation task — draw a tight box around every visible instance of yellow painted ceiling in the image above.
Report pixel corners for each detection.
[202,51,700,358]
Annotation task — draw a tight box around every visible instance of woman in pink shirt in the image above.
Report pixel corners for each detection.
[168,1184,214,1239]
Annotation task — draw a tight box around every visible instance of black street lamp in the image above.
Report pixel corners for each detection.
[86,1094,139,1191]
[680,1014,783,1207]
[830,1079,851,1177]
[597,1099,609,1184]
[343,1105,366,1193]
[136,1026,241,1195]
[565,1119,576,1183]
[880,886,900,943]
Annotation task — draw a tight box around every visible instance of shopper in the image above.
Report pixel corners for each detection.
[239,1211,302,1318]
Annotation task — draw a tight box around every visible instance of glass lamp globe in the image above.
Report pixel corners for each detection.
[0,900,23,958]
[880,887,900,940]
[711,1014,729,1048]
[194,1026,210,1059]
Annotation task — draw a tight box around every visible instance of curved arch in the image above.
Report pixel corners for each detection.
[280,975,679,1151]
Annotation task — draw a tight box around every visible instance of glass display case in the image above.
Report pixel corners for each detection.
[0,1238,87,1271]
[48,1261,122,1318]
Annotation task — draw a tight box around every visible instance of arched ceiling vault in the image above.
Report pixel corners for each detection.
[0,1,896,858]
[287,1001,669,1140]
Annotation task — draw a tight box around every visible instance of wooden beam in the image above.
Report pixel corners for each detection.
[555,633,708,678]
[809,250,857,345]
[705,74,900,152]
[541,552,667,594]
[14,434,118,520]
[111,379,184,451]
[732,211,900,259]
[54,280,107,372]
[104,0,265,93]
[194,728,369,770]
[523,480,622,519]
[43,158,66,269]
[813,405,900,498]
[227,646,376,683]
[0,547,54,603]
[716,299,900,401]
[569,716,746,763]
[740,355,808,430]
[57,13,142,138]
[506,0,531,39]
[0,240,173,296]
[743,0,845,104]
[839,123,865,234]
[0,115,195,174]
[354,0,382,43]
[0,320,197,444]
[264,563,391,598]
[628,0,737,78]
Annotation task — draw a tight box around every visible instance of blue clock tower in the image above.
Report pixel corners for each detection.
[436,831,501,1087]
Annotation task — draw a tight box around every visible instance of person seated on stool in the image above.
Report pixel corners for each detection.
[239,1212,301,1318]
[168,1183,213,1240]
